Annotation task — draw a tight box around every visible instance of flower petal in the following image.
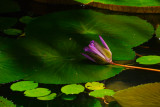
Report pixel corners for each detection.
[81,53,96,62]
[99,35,110,50]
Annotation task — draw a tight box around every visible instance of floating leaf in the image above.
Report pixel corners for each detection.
[61,94,77,101]
[19,16,33,24]
[0,96,16,107]
[113,82,160,107]
[89,89,115,98]
[24,88,51,97]
[136,55,160,65]
[10,81,38,91]
[85,82,105,90]
[0,0,20,13]
[4,29,22,35]
[20,9,153,84]
[37,93,57,101]
[0,17,17,31]
[61,84,85,94]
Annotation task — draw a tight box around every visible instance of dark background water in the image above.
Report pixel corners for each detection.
[1,0,160,107]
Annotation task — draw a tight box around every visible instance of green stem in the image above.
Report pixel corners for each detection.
[110,62,160,72]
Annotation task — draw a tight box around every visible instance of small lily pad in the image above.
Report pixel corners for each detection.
[61,84,85,95]
[37,93,57,101]
[61,94,77,101]
[4,29,22,35]
[19,16,33,24]
[136,55,160,65]
[89,89,115,98]
[10,81,38,91]
[0,96,16,107]
[24,88,51,97]
[85,82,105,90]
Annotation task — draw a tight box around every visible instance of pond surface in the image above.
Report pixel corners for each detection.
[1,0,160,107]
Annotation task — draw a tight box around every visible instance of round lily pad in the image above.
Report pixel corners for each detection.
[37,93,57,101]
[20,9,153,84]
[19,16,33,24]
[136,55,160,65]
[61,94,77,101]
[10,81,38,91]
[89,89,115,98]
[4,29,22,35]
[24,88,51,97]
[0,96,16,107]
[61,84,85,94]
[85,82,105,90]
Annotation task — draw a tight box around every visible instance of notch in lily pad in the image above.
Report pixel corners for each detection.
[10,81,38,91]
[89,89,115,98]
[136,55,160,65]
[85,82,105,90]
[61,84,85,95]
[37,93,57,101]
[24,88,51,97]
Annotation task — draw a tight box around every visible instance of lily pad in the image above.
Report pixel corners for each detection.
[37,93,57,101]
[136,55,160,65]
[0,0,20,13]
[19,16,33,24]
[89,89,115,98]
[24,88,51,97]
[10,81,38,91]
[85,82,105,90]
[61,94,77,101]
[4,29,22,35]
[20,9,153,84]
[61,84,85,94]
[113,82,160,107]
[0,17,17,31]
[75,0,160,6]
[0,96,16,107]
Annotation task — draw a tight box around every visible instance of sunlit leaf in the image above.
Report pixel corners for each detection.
[85,82,105,90]
[4,29,22,35]
[61,94,77,101]
[61,84,85,94]
[0,96,16,107]
[10,81,38,91]
[114,82,160,107]
[37,93,57,101]
[89,89,115,98]
[136,55,160,65]
[24,88,51,97]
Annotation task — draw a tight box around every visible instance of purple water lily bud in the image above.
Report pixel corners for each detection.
[82,35,112,64]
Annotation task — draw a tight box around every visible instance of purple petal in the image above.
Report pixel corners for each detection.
[88,44,105,59]
[99,35,110,50]
[81,53,96,62]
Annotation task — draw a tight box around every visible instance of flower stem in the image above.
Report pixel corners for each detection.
[110,62,160,72]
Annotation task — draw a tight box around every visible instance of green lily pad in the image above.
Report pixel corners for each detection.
[89,89,115,98]
[4,29,22,35]
[37,93,57,101]
[19,16,33,24]
[10,81,38,91]
[0,0,20,13]
[21,9,153,84]
[61,84,85,94]
[85,82,105,90]
[0,17,17,31]
[0,96,16,107]
[24,88,51,97]
[75,0,160,6]
[136,55,160,65]
[61,94,77,101]
[113,82,160,107]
